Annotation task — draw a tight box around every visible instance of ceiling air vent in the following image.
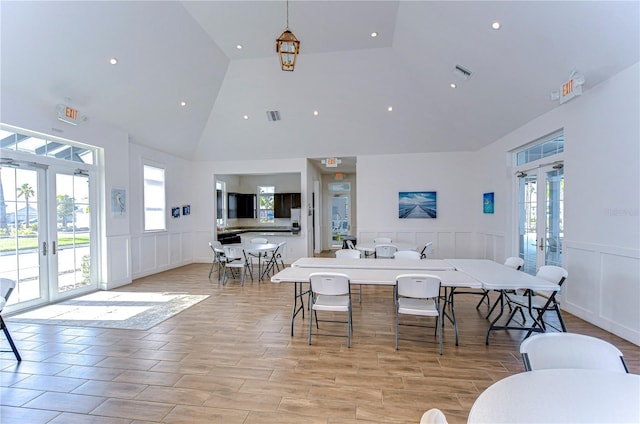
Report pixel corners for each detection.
[266,110,281,122]
[454,64,472,80]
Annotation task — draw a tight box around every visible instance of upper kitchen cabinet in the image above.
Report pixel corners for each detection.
[228,193,256,219]
[274,193,301,218]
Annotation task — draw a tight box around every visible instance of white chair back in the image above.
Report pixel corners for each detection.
[335,249,361,259]
[374,237,392,244]
[0,278,16,302]
[251,238,268,244]
[223,246,245,260]
[309,273,350,296]
[394,251,421,260]
[504,256,524,270]
[420,242,434,258]
[420,408,449,424]
[520,332,628,373]
[396,274,441,299]
[375,244,397,258]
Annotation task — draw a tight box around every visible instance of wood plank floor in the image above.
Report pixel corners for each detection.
[1,261,638,424]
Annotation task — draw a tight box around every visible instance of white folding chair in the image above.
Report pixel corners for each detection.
[335,249,363,302]
[420,242,434,259]
[420,408,449,424]
[221,246,252,286]
[0,278,21,361]
[393,250,421,260]
[395,274,442,354]
[505,265,568,334]
[208,241,225,280]
[375,244,397,259]
[262,241,286,278]
[520,332,628,373]
[345,239,356,249]
[481,256,525,315]
[308,273,353,348]
[248,238,269,276]
[374,237,392,244]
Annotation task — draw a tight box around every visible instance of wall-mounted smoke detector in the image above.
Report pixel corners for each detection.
[266,110,281,121]
[453,64,473,80]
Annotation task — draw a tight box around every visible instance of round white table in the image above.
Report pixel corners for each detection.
[467,369,640,423]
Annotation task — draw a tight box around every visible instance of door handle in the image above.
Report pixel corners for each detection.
[52,241,57,255]
[42,241,47,256]
[538,238,544,251]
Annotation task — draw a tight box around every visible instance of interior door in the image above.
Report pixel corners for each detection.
[517,164,564,274]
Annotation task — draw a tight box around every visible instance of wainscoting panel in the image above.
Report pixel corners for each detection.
[564,241,640,345]
[104,235,131,290]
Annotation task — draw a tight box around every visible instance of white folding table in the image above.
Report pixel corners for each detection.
[467,369,640,423]
[445,259,561,343]
[292,257,454,270]
[271,266,481,341]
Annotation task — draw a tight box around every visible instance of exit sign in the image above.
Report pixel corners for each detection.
[559,76,583,105]
[56,103,82,125]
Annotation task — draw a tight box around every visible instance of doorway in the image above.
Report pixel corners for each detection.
[517,164,564,274]
[0,161,98,311]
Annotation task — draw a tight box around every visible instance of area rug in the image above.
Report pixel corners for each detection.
[8,291,209,330]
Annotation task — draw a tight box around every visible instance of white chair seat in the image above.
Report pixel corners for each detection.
[398,298,438,316]
[313,295,350,312]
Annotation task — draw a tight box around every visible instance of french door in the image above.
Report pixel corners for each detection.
[517,164,564,275]
[0,162,97,311]
[330,194,350,248]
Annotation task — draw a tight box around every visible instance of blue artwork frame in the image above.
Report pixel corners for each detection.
[483,192,495,214]
[399,191,437,218]
[171,207,181,218]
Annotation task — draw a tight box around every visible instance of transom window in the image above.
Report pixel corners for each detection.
[0,127,95,164]
[516,131,564,166]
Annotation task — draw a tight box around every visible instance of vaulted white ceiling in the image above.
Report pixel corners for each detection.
[1,1,638,164]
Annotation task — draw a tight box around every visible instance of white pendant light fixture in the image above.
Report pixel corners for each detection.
[276,0,300,71]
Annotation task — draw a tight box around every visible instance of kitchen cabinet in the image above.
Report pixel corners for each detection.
[228,193,256,219]
[274,193,301,218]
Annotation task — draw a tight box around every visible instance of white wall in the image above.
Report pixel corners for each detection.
[128,143,196,280]
[474,62,640,344]
[356,152,477,259]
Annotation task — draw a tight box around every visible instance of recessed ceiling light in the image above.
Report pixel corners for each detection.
[371,32,378,38]
[492,22,501,30]
[243,115,249,120]
[180,101,187,107]
[236,44,243,50]
[109,58,118,65]
[387,106,393,112]
[450,83,457,88]
[313,110,319,116]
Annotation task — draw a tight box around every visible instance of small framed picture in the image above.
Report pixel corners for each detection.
[171,207,181,218]
[182,205,191,216]
[483,192,495,214]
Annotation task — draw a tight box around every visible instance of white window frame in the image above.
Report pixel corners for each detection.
[258,185,275,224]
[216,180,226,228]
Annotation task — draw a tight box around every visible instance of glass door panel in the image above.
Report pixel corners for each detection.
[517,165,564,275]
[330,195,350,248]
[0,165,48,307]
[53,172,93,298]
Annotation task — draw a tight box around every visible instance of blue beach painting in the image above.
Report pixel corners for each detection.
[399,191,437,219]
[483,192,494,214]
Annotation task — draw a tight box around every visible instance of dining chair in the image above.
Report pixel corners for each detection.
[479,256,525,314]
[335,249,363,302]
[520,332,628,373]
[393,250,421,260]
[221,246,252,286]
[208,241,225,280]
[261,241,287,278]
[374,237,392,244]
[420,242,434,259]
[395,274,442,354]
[345,239,356,249]
[504,265,568,333]
[308,272,353,348]
[248,238,269,276]
[0,278,21,361]
[374,244,397,259]
[420,408,449,424]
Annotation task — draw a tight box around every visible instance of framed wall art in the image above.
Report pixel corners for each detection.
[399,191,437,218]
[483,192,495,214]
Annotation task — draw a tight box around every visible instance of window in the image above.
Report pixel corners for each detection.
[0,126,95,164]
[216,181,226,228]
[258,185,275,223]
[143,164,166,231]
[516,131,564,166]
